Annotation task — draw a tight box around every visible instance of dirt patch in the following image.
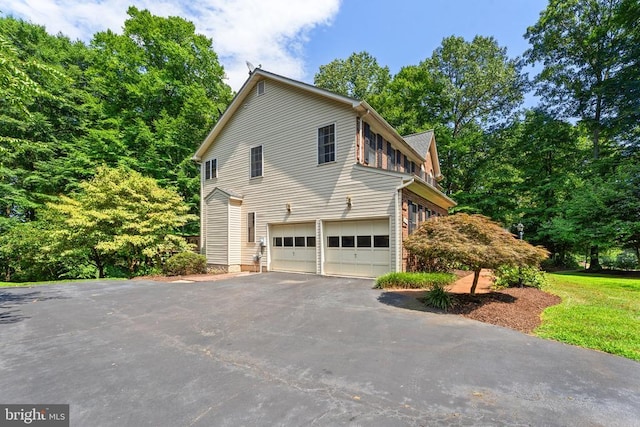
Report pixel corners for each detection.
[448,287,561,333]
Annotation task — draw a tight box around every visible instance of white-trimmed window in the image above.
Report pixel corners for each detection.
[250,146,263,178]
[318,124,335,164]
[204,159,217,180]
[408,201,418,234]
[248,212,255,243]
[257,80,265,95]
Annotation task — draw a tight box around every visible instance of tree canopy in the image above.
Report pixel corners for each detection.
[313,51,391,102]
[0,9,232,235]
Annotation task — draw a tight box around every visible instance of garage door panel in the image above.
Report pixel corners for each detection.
[271,223,316,273]
[324,219,390,278]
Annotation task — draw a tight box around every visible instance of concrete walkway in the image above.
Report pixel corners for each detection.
[448,269,495,294]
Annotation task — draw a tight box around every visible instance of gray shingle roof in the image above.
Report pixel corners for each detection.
[403,130,434,159]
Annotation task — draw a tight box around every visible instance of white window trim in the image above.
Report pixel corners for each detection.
[317,122,337,166]
[257,80,265,96]
[207,158,218,180]
[249,145,264,178]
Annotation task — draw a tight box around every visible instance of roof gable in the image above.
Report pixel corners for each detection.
[193,69,360,161]
[404,130,434,159]
[204,187,243,203]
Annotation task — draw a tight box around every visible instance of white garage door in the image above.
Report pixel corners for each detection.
[324,219,391,278]
[270,223,316,273]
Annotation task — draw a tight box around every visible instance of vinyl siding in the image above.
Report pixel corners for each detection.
[205,191,229,265]
[228,200,242,266]
[201,78,404,270]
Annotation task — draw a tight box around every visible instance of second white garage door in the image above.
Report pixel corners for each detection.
[270,223,316,273]
[324,219,391,278]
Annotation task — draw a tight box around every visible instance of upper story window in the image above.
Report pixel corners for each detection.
[387,142,395,169]
[204,159,217,180]
[250,146,263,177]
[376,135,383,168]
[257,81,265,95]
[364,123,377,165]
[318,124,335,164]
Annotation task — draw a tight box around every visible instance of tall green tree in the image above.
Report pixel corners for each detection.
[314,51,391,102]
[524,0,631,162]
[0,20,81,229]
[509,111,587,261]
[376,36,526,197]
[525,0,637,269]
[87,7,233,229]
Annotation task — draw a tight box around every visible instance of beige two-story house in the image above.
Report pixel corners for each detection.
[193,69,455,278]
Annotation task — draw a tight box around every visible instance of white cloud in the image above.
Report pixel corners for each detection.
[0,0,341,90]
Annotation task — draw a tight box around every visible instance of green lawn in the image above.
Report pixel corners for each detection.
[538,272,640,361]
[0,278,125,288]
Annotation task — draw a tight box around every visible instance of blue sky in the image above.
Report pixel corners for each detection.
[1,0,547,97]
[306,0,547,81]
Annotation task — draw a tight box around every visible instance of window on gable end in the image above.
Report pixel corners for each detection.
[257,80,265,95]
[318,124,336,164]
[205,159,217,180]
[250,146,263,177]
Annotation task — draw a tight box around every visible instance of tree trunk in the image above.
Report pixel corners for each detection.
[91,248,105,278]
[588,245,602,271]
[470,269,481,296]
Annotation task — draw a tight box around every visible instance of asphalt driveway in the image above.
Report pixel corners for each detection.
[1,273,639,426]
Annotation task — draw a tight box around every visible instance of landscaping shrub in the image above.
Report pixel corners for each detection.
[602,251,638,271]
[164,252,207,276]
[494,265,547,289]
[374,272,456,289]
[422,283,454,311]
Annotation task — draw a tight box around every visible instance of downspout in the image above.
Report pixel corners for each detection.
[194,159,205,256]
[395,178,414,272]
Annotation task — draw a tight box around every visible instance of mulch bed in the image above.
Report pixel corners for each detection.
[448,287,561,334]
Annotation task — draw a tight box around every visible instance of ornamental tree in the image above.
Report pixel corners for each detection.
[404,214,548,295]
[47,165,195,277]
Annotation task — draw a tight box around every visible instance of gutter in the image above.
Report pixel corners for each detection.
[394,178,414,272]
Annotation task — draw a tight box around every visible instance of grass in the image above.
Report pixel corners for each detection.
[0,278,125,288]
[538,272,640,361]
[374,271,456,289]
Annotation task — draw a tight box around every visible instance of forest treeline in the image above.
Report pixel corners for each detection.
[1,1,638,281]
